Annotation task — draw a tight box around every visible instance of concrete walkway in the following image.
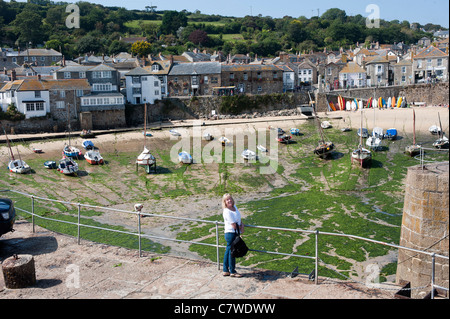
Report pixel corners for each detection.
[1,221,400,301]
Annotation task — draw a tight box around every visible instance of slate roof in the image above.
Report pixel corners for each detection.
[339,62,366,74]
[169,62,221,75]
[221,64,280,72]
[414,45,448,58]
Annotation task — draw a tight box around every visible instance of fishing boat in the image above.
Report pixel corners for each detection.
[219,136,230,146]
[137,104,156,174]
[290,128,300,136]
[203,132,213,140]
[82,140,94,150]
[429,125,441,135]
[357,128,369,138]
[178,151,193,164]
[352,110,372,168]
[405,110,421,157]
[257,145,268,152]
[44,160,57,169]
[169,129,181,137]
[241,149,257,161]
[384,128,398,140]
[432,112,449,149]
[366,136,382,150]
[309,91,335,159]
[85,150,104,165]
[277,134,292,143]
[80,129,95,138]
[57,157,79,175]
[63,144,82,158]
[372,127,384,139]
[2,127,31,174]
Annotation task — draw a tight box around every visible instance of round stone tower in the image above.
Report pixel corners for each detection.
[396,162,449,298]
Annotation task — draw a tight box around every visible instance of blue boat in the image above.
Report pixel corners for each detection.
[63,145,82,158]
[82,140,94,150]
[384,128,398,140]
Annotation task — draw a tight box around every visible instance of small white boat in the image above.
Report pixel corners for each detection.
[241,149,257,160]
[178,151,193,164]
[429,125,441,135]
[169,129,181,137]
[219,136,230,146]
[341,127,351,132]
[63,145,82,158]
[366,136,382,150]
[257,145,268,152]
[32,147,43,153]
[137,146,156,166]
[203,132,213,140]
[372,127,384,139]
[85,150,104,165]
[8,159,31,174]
[433,134,449,149]
[57,157,79,175]
[321,121,331,129]
[352,147,372,167]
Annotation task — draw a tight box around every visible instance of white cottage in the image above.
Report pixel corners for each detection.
[125,67,162,104]
[0,79,50,119]
[339,63,367,89]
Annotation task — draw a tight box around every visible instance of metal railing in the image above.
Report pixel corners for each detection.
[2,189,448,298]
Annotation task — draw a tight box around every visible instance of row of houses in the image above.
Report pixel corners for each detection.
[0,40,449,123]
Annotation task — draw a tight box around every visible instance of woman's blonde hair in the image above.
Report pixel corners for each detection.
[222,193,234,208]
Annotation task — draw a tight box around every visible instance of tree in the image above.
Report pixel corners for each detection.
[160,11,187,35]
[131,40,152,56]
[12,10,46,45]
[188,29,209,46]
[75,35,102,54]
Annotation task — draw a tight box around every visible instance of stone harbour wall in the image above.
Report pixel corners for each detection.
[396,162,449,299]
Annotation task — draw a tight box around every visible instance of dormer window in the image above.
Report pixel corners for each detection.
[152,64,159,72]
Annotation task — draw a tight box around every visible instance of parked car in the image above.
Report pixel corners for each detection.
[0,198,15,237]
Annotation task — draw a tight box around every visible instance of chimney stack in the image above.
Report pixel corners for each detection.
[12,69,17,81]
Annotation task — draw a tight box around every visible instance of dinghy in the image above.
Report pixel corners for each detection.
[85,150,104,165]
[384,128,398,140]
[57,157,79,175]
[44,161,57,169]
[241,149,257,160]
[178,151,193,164]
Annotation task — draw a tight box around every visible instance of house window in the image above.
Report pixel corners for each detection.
[79,72,86,78]
[76,89,84,97]
[93,83,112,91]
[26,103,35,111]
[401,75,406,82]
[31,57,36,61]
[243,73,248,80]
[64,72,71,79]
[132,88,141,94]
[35,102,44,111]
[35,91,41,98]
[154,81,159,87]
[82,99,89,106]
[327,68,332,75]
[60,91,65,98]
[155,90,159,95]
[174,77,178,83]
[273,72,278,79]
[437,59,442,66]
[132,76,140,84]
[152,64,159,71]
[257,72,262,80]
[257,86,262,92]
[56,101,65,108]
[204,76,208,84]
[401,66,406,73]
[141,77,147,81]
[192,77,197,85]
[230,73,234,80]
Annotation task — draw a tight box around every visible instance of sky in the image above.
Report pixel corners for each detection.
[77,0,449,27]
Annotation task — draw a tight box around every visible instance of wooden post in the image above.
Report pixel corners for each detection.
[2,254,36,289]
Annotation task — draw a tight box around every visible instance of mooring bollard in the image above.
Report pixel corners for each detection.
[2,254,36,289]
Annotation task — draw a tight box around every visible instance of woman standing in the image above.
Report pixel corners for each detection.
[222,193,244,277]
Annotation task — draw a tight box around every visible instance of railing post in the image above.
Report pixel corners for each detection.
[431,253,436,299]
[138,212,142,257]
[215,221,220,270]
[31,195,35,233]
[315,229,319,285]
[77,203,81,245]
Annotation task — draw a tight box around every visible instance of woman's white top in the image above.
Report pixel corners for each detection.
[223,206,241,233]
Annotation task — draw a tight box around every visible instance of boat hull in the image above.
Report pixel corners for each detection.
[351,148,372,167]
[57,158,79,175]
[8,160,31,174]
[85,150,104,165]
[314,142,334,158]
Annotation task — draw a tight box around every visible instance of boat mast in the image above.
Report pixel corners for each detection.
[2,127,15,161]
[144,103,147,145]
[308,91,326,144]
[413,109,416,145]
